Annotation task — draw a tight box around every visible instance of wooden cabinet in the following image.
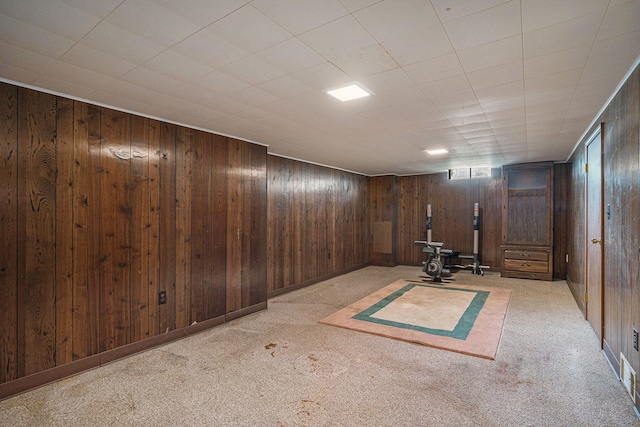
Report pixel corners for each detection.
[501,162,554,280]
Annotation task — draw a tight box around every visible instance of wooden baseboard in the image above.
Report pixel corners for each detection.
[0,302,267,401]
[267,263,370,298]
[602,339,640,417]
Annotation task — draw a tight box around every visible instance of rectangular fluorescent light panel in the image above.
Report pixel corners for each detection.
[425,149,448,155]
[327,84,370,102]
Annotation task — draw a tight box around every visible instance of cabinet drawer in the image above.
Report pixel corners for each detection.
[504,259,549,273]
[504,250,548,261]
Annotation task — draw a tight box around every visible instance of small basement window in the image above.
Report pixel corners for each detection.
[449,167,492,180]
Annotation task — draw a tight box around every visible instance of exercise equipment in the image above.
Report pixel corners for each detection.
[414,203,489,280]
[457,203,488,276]
[414,240,446,282]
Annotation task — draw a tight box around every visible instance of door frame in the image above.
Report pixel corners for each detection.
[584,124,604,345]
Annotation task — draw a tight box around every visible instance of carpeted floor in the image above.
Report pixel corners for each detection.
[1,266,639,426]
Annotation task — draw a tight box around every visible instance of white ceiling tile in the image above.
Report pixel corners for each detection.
[289,62,351,91]
[521,0,607,32]
[100,79,160,103]
[59,0,122,18]
[298,15,378,60]
[588,31,640,66]
[329,44,398,78]
[41,60,113,90]
[580,53,639,85]
[220,56,285,86]
[256,75,314,99]
[0,0,101,40]
[120,66,185,94]
[404,53,464,85]
[251,0,348,35]
[229,86,280,107]
[524,44,591,79]
[152,0,248,27]
[205,4,291,54]
[0,63,39,86]
[0,14,75,58]
[354,0,452,65]
[195,70,250,94]
[172,31,248,69]
[443,1,521,50]
[360,68,427,106]
[474,80,524,104]
[525,68,581,93]
[597,0,640,41]
[0,41,54,76]
[431,0,512,23]
[523,12,602,58]
[457,35,522,73]
[31,74,98,99]
[419,75,472,99]
[254,38,326,74]
[468,61,523,91]
[60,43,138,78]
[80,21,165,64]
[144,49,211,81]
[105,0,201,47]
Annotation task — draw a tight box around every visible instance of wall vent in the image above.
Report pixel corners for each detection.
[620,352,637,403]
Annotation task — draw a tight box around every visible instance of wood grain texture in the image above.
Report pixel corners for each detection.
[266,156,369,294]
[0,82,18,383]
[54,97,74,366]
[1,83,269,392]
[72,101,101,360]
[17,88,57,376]
[130,115,150,342]
[99,108,131,352]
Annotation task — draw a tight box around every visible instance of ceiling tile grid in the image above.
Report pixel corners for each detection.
[0,0,638,175]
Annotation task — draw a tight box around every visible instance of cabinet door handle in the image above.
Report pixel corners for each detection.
[521,263,530,267]
[591,238,601,244]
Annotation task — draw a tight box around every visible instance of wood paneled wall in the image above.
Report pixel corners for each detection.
[566,63,640,408]
[267,156,370,295]
[0,83,267,387]
[370,175,398,266]
[395,171,503,270]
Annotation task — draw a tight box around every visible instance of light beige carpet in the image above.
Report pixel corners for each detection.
[319,279,511,359]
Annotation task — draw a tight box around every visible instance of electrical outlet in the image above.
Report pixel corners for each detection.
[159,291,167,305]
[634,328,638,351]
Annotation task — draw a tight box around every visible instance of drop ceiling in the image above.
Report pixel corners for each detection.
[1,0,639,175]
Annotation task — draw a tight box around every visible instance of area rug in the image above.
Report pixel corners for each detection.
[319,279,511,360]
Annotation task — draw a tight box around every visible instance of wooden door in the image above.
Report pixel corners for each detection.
[585,126,603,344]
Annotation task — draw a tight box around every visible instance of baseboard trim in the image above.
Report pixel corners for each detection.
[226,301,268,322]
[0,314,233,401]
[267,263,370,298]
[602,339,640,417]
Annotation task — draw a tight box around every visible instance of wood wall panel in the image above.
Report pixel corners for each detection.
[266,157,370,295]
[71,101,101,360]
[55,97,74,366]
[0,83,18,383]
[396,172,503,270]
[99,108,132,352]
[0,83,267,394]
[566,63,640,409]
[370,175,397,266]
[17,88,57,376]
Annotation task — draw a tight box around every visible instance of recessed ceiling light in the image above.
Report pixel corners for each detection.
[425,149,448,155]
[326,84,370,102]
